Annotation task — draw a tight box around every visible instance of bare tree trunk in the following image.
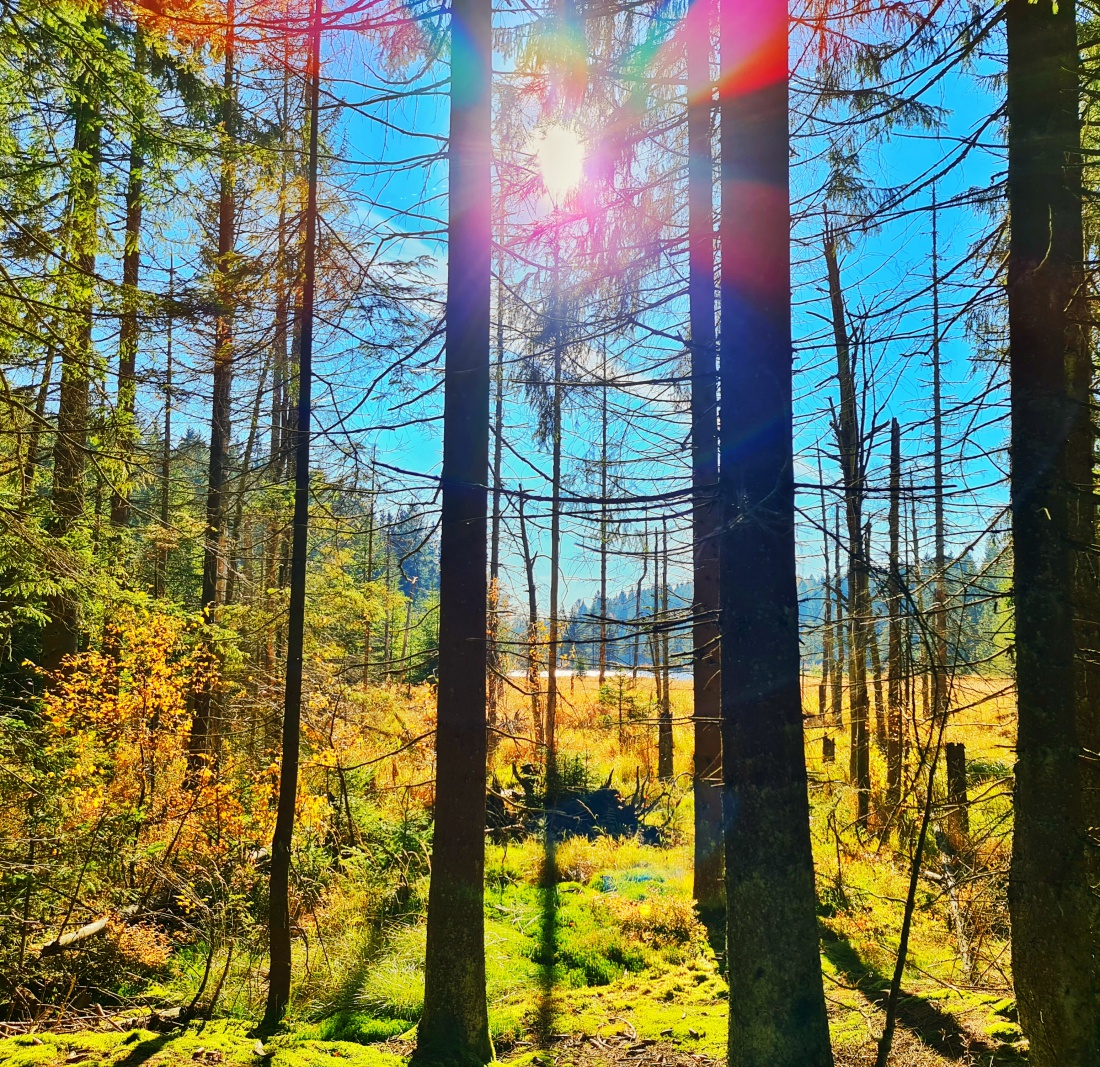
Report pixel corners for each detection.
[111,42,145,529]
[718,0,833,1056]
[518,490,542,746]
[687,0,723,946]
[545,289,563,795]
[41,8,103,670]
[632,533,647,683]
[866,523,886,749]
[825,229,870,828]
[930,193,949,730]
[886,419,903,812]
[188,14,237,767]
[262,0,320,1027]
[831,506,845,727]
[154,269,173,600]
[488,264,506,739]
[598,372,608,686]
[657,522,673,780]
[817,457,832,722]
[1006,1,1100,1061]
[415,0,492,1048]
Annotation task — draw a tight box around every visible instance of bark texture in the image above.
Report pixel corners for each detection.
[1006,1,1100,1061]
[718,0,833,1060]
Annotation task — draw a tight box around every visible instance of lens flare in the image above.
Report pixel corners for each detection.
[535,125,585,202]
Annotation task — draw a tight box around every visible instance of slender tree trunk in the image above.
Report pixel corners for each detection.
[866,523,886,749]
[886,419,903,812]
[831,506,845,727]
[825,230,870,827]
[657,522,673,780]
[718,0,833,1058]
[262,0,320,1028]
[41,13,103,670]
[930,194,949,729]
[1006,1,1100,1061]
[110,48,145,529]
[545,288,563,795]
[518,489,542,746]
[154,269,173,600]
[687,0,723,944]
[632,534,647,683]
[414,0,492,1050]
[488,264,506,737]
[188,14,237,767]
[363,481,375,685]
[598,373,608,686]
[817,457,832,722]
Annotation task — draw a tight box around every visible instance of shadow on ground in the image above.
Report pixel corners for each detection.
[819,926,1025,1065]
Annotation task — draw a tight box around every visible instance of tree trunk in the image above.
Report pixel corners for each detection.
[824,229,870,828]
[831,506,845,727]
[687,0,723,949]
[718,0,833,1058]
[154,270,173,600]
[518,489,542,746]
[188,17,237,767]
[545,287,564,795]
[930,194,949,728]
[1006,1,1100,1061]
[598,370,608,686]
[488,264,506,739]
[632,534,647,683]
[110,46,145,530]
[414,0,492,1051]
[41,12,103,670]
[262,0,320,1027]
[886,419,903,812]
[657,522,673,780]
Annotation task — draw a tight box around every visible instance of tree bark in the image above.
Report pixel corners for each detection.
[687,0,723,949]
[1006,1,1100,1061]
[110,39,145,529]
[188,13,237,767]
[657,522,673,780]
[824,229,870,828]
[414,0,492,1052]
[41,9,103,670]
[262,0,321,1028]
[886,419,904,812]
[718,0,833,1058]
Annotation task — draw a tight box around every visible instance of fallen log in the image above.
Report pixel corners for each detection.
[38,916,109,957]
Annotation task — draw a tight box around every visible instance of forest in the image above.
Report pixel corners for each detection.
[0,0,1096,1065]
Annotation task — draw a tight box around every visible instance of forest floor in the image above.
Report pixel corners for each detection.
[0,676,1023,1067]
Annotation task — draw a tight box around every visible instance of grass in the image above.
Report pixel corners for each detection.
[0,674,1023,1066]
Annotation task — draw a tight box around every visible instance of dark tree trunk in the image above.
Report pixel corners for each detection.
[110,44,145,529]
[488,266,506,740]
[632,536,647,682]
[1006,1,1100,1063]
[154,271,173,600]
[824,229,870,827]
[414,0,492,1053]
[718,0,833,1059]
[831,508,845,727]
[657,523,673,780]
[930,195,949,728]
[518,489,542,746]
[189,21,237,767]
[886,419,903,812]
[687,0,723,949]
[262,0,321,1028]
[42,18,102,671]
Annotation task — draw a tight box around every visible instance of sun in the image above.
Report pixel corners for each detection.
[535,124,585,202]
